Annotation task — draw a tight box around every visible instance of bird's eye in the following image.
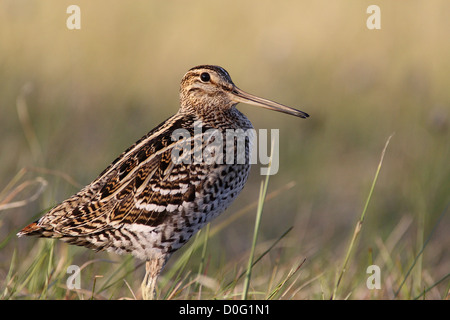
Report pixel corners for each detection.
[200,72,210,82]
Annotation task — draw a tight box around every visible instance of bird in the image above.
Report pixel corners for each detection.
[17,65,309,299]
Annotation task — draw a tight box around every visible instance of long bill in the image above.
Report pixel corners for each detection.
[231,86,309,118]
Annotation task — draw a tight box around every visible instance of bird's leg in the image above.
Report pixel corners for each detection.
[141,256,167,300]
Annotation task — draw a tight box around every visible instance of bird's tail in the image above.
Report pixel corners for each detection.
[17,221,42,237]
[17,220,59,239]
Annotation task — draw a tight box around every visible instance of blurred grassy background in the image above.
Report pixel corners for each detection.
[0,0,449,299]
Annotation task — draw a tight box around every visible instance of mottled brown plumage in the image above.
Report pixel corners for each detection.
[17,65,309,299]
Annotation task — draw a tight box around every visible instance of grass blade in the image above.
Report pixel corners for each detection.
[241,139,275,300]
[241,180,269,300]
[394,202,449,298]
[413,272,450,300]
[331,134,394,299]
[197,223,210,276]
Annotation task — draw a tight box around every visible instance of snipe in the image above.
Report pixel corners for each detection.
[17,65,309,299]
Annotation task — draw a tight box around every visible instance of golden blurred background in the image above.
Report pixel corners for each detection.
[0,1,449,299]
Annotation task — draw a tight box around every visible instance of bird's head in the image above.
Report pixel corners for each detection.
[179,65,309,119]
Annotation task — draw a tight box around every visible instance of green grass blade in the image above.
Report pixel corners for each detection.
[412,272,450,300]
[221,226,292,296]
[331,134,393,299]
[267,258,306,300]
[197,223,210,276]
[1,249,17,299]
[241,139,275,300]
[97,255,134,294]
[160,182,295,297]
[394,202,449,298]
[242,181,268,300]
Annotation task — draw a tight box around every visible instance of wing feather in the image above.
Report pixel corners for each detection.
[18,112,209,239]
